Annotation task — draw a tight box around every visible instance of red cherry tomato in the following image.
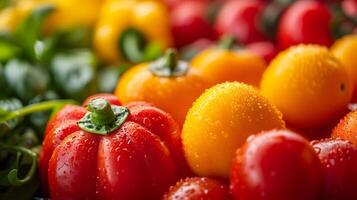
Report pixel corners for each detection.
[311,138,357,200]
[277,0,333,49]
[171,1,213,48]
[230,129,322,200]
[214,0,267,44]
[343,0,357,17]
[165,0,209,10]
[163,177,232,200]
[246,41,279,63]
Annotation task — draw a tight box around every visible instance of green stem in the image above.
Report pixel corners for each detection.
[87,98,115,125]
[119,28,146,63]
[0,99,77,124]
[149,48,188,77]
[163,49,178,73]
[217,35,236,50]
[0,144,37,186]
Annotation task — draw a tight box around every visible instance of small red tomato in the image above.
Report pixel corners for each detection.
[230,129,322,200]
[163,177,232,200]
[343,0,357,17]
[214,0,266,44]
[171,1,213,48]
[311,138,357,200]
[277,0,333,49]
[246,41,279,63]
[165,0,209,10]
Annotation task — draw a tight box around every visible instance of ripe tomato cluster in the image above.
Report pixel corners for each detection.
[169,0,357,62]
[1,0,357,200]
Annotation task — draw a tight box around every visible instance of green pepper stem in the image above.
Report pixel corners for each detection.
[119,28,146,63]
[87,99,115,125]
[163,49,178,73]
[217,35,236,50]
[0,144,37,186]
[0,99,77,124]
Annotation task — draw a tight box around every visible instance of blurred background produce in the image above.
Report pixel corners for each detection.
[0,0,356,199]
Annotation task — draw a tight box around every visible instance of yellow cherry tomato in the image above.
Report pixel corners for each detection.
[182,82,285,178]
[261,45,353,129]
[331,34,357,102]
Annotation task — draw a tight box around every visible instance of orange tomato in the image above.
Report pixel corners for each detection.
[115,50,207,125]
[261,45,353,129]
[331,34,357,102]
[191,48,266,87]
[182,82,285,178]
[332,110,357,146]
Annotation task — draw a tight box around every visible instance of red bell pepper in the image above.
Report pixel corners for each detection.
[39,94,187,199]
[277,0,333,49]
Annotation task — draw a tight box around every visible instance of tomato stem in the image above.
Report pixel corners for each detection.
[87,98,115,125]
[0,99,77,124]
[78,99,129,135]
[149,48,188,77]
[217,35,236,50]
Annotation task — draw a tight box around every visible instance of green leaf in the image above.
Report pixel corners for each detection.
[14,5,55,62]
[143,42,162,62]
[98,64,130,93]
[51,50,98,102]
[0,98,22,129]
[28,91,59,134]
[55,26,93,49]
[34,37,57,65]
[0,64,12,98]
[0,39,21,62]
[4,59,49,102]
[0,0,13,10]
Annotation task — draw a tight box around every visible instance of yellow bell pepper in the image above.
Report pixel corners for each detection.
[0,0,102,33]
[94,0,173,63]
[0,0,44,32]
[0,7,17,32]
[44,0,102,32]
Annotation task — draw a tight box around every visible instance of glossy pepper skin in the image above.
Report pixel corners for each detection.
[93,0,173,63]
[115,49,208,126]
[0,0,102,33]
[277,0,333,49]
[214,0,266,44]
[39,94,187,200]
